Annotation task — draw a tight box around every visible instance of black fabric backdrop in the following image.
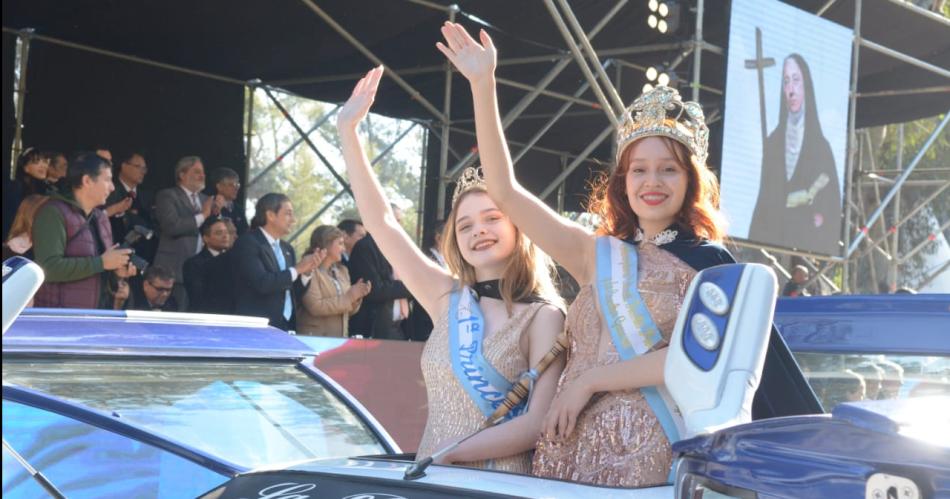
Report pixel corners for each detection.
[12,40,244,198]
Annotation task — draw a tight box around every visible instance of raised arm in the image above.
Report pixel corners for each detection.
[437,23,597,284]
[336,67,454,316]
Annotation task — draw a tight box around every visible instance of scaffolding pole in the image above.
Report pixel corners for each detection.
[842,0,863,292]
[553,0,626,114]
[539,124,615,199]
[692,0,705,101]
[847,111,950,256]
[542,0,622,125]
[890,124,904,289]
[442,0,627,183]
[260,86,352,194]
[296,0,446,122]
[512,60,612,166]
[10,28,33,177]
[247,104,340,188]
[288,189,348,244]
[244,83,255,190]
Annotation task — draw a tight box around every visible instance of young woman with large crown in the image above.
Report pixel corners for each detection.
[436,22,734,486]
[337,66,565,472]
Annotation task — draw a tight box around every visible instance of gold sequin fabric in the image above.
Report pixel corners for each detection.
[417,301,546,473]
[532,242,696,487]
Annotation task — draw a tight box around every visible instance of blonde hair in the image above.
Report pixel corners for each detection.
[441,187,563,314]
[8,194,49,242]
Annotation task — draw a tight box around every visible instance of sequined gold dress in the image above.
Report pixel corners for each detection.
[417,301,545,473]
[532,241,696,487]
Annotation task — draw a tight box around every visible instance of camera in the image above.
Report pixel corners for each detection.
[120,225,154,273]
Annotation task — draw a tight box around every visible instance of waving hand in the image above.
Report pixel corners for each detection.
[337,65,384,131]
[436,22,496,84]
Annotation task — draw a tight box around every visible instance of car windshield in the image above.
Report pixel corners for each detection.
[3,359,387,468]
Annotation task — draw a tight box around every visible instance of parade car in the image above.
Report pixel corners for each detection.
[5,257,949,498]
[3,258,398,498]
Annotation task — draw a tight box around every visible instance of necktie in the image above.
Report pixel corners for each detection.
[272,241,293,321]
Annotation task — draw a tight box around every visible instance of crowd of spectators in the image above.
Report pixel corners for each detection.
[3,146,435,340]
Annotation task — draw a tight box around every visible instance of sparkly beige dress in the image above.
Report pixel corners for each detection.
[417,301,546,473]
[532,241,696,487]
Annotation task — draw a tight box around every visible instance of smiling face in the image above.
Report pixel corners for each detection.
[24,158,49,181]
[326,236,345,265]
[452,191,517,276]
[623,136,689,234]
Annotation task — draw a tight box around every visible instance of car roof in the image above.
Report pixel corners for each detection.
[2,308,312,359]
[775,294,950,355]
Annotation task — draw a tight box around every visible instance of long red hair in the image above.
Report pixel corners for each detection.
[588,134,725,242]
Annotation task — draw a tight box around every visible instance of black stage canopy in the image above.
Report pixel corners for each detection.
[3,0,948,217]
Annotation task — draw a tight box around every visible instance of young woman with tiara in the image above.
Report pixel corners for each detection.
[437,24,735,486]
[337,66,566,472]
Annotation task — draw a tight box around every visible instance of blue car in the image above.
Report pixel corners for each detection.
[4,258,948,498]
[3,304,399,497]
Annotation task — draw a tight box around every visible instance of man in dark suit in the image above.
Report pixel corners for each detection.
[183,216,234,313]
[337,218,366,266]
[154,156,225,309]
[210,167,249,236]
[347,206,413,339]
[105,152,156,261]
[123,264,179,312]
[231,193,320,330]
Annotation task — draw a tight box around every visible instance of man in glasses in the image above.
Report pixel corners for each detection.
[210,167,248,236]
[183,216,234,314]
[122,264,179,312]
[106,152,157,261]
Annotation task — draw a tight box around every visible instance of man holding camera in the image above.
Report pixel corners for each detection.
[105,152,157,262]
[32,151,136,309]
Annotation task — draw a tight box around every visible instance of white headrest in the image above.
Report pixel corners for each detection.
[664,263,777,438]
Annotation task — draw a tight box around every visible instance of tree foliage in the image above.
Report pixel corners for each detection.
[244,88,425,255]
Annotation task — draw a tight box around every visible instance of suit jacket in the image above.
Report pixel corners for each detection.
[154,186,208,281]
[231,229,298,330]
[346,234,411,339]
[107,181,157,261]
[297,264,361,337]
[219,204,249,236]
[183,248,234,313]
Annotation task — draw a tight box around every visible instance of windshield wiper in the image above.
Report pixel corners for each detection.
[2,437,67,498]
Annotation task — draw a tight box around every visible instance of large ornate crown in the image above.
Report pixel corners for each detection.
[616,86,709,166]
[452,166,487,205]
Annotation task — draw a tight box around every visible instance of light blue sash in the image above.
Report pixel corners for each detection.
[448,287,526,421]
[595,236,684,483]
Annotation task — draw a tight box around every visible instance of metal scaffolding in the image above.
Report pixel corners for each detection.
[4,0,948,292]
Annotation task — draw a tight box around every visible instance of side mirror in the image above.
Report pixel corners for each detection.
[665,263,777,438]
[2,257,45,335]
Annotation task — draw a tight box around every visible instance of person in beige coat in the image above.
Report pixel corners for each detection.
[298,225,371,337]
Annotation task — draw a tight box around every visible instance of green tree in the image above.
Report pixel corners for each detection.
[245,88,424,256]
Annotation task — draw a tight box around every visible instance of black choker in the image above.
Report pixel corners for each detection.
[473,279,550,305]
[473,280,503,301]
